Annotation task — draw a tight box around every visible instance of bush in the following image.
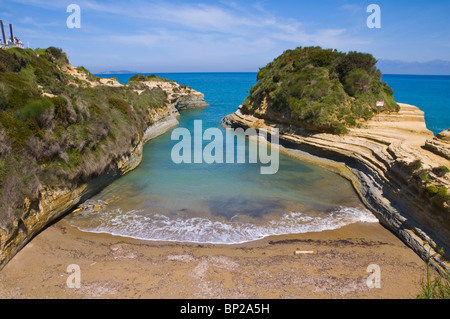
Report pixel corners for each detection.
[410,159,423,171]
[433,166,450,177]
[0,158,7,186]
[89,103,104,116]
[128,74,148,82]
[68,147,81,171]
[147,74,169,82]
[426,185,439,196]
[334,51,377,82]
[17,98,54,121]
[108,97,131,117]
[0,86,7,110]
[51,96,68,120]
[46,47,68,64]
[344,68,371,96]
[420,171,429,183]
[438,187,448,201]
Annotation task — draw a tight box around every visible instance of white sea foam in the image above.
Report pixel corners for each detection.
[72,206,379,244]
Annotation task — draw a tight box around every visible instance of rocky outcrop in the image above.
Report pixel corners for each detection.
[133,80,209,111]
[223,103,450,276]
[0,74,208,270]
[425,129,450,160]
[0,104,180,269]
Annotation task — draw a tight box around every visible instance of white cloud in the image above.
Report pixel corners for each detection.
[8,0,368,70]
[80,0,356,48]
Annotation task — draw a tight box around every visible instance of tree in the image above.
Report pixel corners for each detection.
[344,68,371,96]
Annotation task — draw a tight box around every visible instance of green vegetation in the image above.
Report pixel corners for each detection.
[417,245,450,299]
[426,185,439,196]
[76,65,100,82]
[433,165,450,177]
[242,46,399,134]
[0,47,169,232]
[128,74,170,83]
[413,162,449,203]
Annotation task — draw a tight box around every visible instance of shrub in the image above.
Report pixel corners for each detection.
[46,47,69,64]
[51,96,68,120]
[344,68,371,96]
[334,51,377,82]
[410,159,423,171]
[420,171,429,183]
[426,185,439,196]
[108,97,131,117]
[67,147,81,171]
[333,122,348,135]
[147,74,169,82]
[0,158,7,186]
[89,103,104,116]
[0,86,7,110]
[128,74,148,82]
[433,166,450,177]
[438,187,448,201]
[17,98,54,121]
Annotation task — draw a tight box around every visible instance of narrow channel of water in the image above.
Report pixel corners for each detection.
[65,73,377,244]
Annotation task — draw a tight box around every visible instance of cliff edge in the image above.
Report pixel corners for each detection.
[0,47,208,269]
[223,103,450,276]
[222,46,449,275]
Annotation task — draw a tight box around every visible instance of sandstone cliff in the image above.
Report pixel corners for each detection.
[223,103,450,276]
[0,48,208,269]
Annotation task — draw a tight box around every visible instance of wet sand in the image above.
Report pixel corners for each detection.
[0,218,427,299]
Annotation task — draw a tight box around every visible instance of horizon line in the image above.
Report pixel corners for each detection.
[94,71,450,76]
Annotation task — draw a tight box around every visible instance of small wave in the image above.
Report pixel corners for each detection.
[70,206,378,244]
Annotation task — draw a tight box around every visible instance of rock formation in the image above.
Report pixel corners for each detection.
[425,129,450,161]
[131,79,209,111]
[0,48,209,269]
[223,103,450,276]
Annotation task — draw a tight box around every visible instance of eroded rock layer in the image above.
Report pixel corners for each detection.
[223,103,450,276]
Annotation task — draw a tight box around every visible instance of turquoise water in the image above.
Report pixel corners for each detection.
[67,72,450,244]
[382,74,450,135]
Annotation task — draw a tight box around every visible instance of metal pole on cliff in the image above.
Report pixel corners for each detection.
[9,23,14,44]
[0,20,6,44]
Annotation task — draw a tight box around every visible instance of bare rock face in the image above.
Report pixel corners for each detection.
[172,93,209,110]
[223,103,450,276]
[437,129,450,142]
[425,129,450,160]
[133,80,209,111]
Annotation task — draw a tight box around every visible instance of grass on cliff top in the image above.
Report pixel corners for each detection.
[242,46,399,134]
[128,74,170,83]
[0,47,169,232]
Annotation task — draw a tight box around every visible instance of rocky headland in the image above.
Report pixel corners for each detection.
[222,46,449,276]
[223,103,450,276]
[0,47,208,269]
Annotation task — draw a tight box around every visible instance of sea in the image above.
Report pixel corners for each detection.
[64,73,449,244]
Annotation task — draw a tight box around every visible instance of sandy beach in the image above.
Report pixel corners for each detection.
[0,217,428,299]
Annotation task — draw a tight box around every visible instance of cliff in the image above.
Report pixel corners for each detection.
[127,75,209,111]
[240,46,399,135]
[0,47,208,269]
[222,46,449,276]
[223,103,450,276]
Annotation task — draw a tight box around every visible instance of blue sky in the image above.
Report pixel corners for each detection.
[1,0,449,73]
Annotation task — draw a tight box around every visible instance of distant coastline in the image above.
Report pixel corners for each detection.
[378,59,450,76]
